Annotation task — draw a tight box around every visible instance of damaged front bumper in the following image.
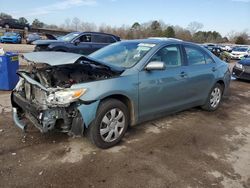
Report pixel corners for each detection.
[11,75,100,135]
[12,91,77,133]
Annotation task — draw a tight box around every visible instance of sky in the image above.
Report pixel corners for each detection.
[1,0,250,36]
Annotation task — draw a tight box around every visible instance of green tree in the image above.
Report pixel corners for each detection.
[131,22,141,30]
[150,20,162,37]
[32,19,44,28]
[235,36,247,44]
[0,12,12,19]
[18,17,28,24]
[163,26,175,38]
[150,20,161,31]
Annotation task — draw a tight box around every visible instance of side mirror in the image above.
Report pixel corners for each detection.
[145,61,166,71]
[74,39,80,46]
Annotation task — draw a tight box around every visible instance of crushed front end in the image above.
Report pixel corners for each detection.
[11,52,121,135]
[11,76,86,134]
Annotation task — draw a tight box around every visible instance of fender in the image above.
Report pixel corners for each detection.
[77,100,100,128]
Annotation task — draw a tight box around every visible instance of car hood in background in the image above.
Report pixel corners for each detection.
[1,36,18,39]
[33,39,64,45]
[239,58,250,65]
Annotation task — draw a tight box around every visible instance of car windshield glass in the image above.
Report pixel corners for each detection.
[234,47,247,52]
[5,32,17,36]
[60,33,80,42]
[89,42,155,68]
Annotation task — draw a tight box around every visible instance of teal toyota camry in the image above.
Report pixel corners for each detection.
[11,38,231,148]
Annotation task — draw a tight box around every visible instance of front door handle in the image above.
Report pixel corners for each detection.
[212,67,217,72]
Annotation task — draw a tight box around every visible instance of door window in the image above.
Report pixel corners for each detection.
[92,34,116,43]
[184,46,213,65]
[79,34,91,42]
[149,46,182,68]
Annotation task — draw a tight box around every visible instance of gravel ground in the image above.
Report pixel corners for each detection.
[0,43,249,188]
[0,79,250,188]
[0,43,35,53]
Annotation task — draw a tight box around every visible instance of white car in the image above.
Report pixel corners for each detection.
[230,46,250,60]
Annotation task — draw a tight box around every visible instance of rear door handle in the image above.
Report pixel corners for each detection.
[180,71,188,78]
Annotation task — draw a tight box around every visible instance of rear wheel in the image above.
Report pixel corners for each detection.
[202,83,223,111]
[87,99,129,149]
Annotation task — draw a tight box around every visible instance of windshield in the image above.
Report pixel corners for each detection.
[89,41,155,68]
[233,47,248,52]
[5,32,17,37]
[60,32,80,42]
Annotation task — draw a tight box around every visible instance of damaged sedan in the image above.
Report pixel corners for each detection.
[12,39,231,148]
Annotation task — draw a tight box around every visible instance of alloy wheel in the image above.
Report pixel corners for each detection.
[210,87,221,108]
[99,108,125,142]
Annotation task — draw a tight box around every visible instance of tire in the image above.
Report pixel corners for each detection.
[202,83,223,111]
[87,99,129,149]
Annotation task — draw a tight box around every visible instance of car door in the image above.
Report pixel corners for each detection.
[69,34,93,55]
[14,19,22,29]
[91,34,111,53]
[138,44,189,121]
[183,45,217,103]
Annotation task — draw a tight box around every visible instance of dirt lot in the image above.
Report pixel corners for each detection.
[0,43,35,53]
[0,44,250,188]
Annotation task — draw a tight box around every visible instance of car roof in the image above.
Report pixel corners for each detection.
[75,31,120,40]
[119,38,199,47]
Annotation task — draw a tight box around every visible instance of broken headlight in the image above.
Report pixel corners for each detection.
[235,63,243,70]
[47,88,87,105]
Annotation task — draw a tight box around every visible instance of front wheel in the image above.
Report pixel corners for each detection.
[202,83,223,111]
[87,99,129,149]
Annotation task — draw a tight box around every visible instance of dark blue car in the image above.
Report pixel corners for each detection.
[0,32,21,44]
[232,56,250,80]
[33,31,120,55]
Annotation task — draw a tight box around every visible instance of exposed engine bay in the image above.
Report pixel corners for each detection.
[11,52,123,134]
[22,59,120,88]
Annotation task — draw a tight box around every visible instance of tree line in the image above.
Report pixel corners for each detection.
[0,12,249,44]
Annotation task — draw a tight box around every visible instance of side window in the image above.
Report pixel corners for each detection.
[184,46,206,65]
[204,54,214,64]
[106,36,116,43]
[149,46,182,68]
[92,34,109,43]
[79,34,91,42]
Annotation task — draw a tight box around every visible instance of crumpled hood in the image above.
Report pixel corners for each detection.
[22,52,125,72]
[33,39,64,45]
[23,52,84,66]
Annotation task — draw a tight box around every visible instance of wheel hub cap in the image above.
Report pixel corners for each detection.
[100,108,125,143]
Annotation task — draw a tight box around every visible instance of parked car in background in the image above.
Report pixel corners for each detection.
[232,57,250,80]
[12,38,231,148]
[203,44,222,57]
[218,44,232,52]
[26,33,41,44]
[0,32,21,44]
[0,18,30,30]
[230,46,250,60]
[33,31,120,55]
